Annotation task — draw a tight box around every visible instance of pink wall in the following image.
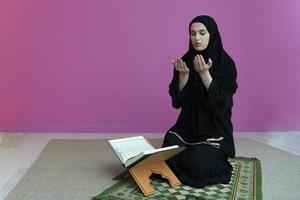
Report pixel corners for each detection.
[0,0,300,133]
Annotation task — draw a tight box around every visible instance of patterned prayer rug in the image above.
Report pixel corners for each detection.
[93,157,262,200]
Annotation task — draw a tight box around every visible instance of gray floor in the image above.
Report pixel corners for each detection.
[1,132,300,200]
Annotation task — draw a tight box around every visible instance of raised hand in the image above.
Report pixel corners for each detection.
[172,58,189,91]
[193,55,213,75]
[172,58,189,74]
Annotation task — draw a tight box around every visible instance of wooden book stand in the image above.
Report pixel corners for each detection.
[113,138,185,196]
[114,145,184,196]
[129,161,181,196]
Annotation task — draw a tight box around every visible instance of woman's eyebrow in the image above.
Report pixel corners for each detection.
[190,29,206,32]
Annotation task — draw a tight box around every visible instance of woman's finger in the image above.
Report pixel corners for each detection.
[172,59,176,66]
[198,56,202,71]
[172,59,177,70]
[177,58,182,71]
[181,59,186,72]
[176,59,181,71]
[178,59,183,71]
[193,57,198,71]
[173,58,179,71]
[208,58,213,68]
[200,55,206,69]
[179,59,183,68]
[183,62,189,72]
[197,55,203,71]
[179,59,186,72]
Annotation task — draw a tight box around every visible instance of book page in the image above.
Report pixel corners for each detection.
[109,136,155,162]
[142,145,179,155]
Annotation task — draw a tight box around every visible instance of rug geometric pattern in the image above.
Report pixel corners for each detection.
[93,157,262,200]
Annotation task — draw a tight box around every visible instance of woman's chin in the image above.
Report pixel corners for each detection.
[193,46,206,51]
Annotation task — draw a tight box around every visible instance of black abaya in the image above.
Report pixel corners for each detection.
[162,15,238,188]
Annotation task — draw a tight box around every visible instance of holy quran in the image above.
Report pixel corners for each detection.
[108,136,183,167]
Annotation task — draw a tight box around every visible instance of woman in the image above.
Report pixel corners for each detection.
[162,15,238,188]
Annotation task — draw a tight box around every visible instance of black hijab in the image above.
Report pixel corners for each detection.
[182,15,238,94]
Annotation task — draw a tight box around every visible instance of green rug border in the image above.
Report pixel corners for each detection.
[231,157,262,200]
[92,157,262,200]
[255,157,262,200]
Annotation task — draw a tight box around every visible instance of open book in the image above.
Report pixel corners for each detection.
[108,136,183,168]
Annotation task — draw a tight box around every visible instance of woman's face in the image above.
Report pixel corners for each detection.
[190,22,210,51]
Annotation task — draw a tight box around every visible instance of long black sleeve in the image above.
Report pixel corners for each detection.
[169,69,190,109]
[206,79,235,116]
[205,58,238,116]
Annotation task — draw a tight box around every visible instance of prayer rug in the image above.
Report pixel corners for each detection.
[93,157,262,200]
